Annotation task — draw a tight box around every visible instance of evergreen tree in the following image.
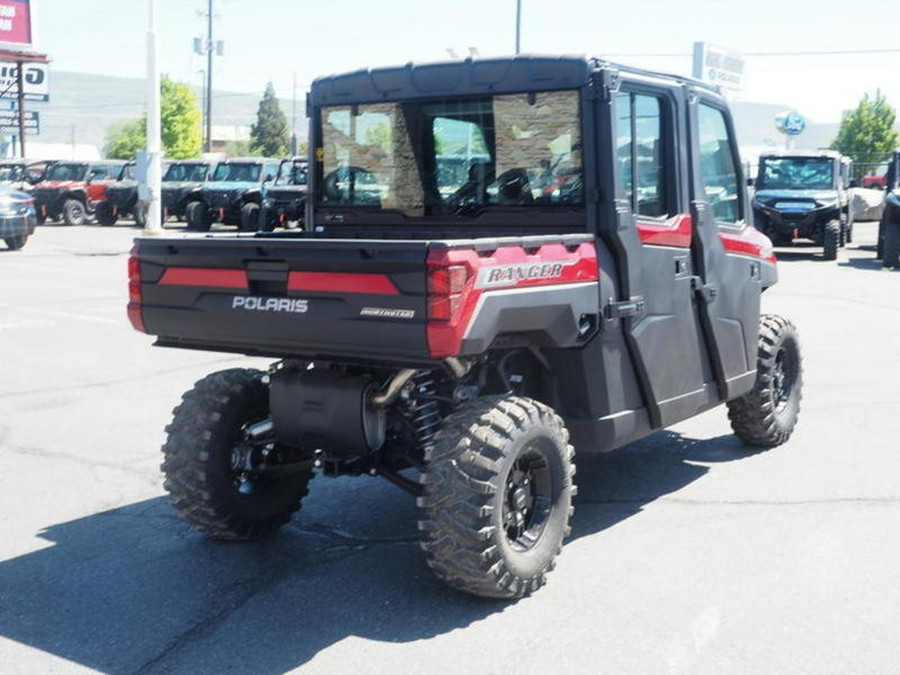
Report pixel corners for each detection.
[250,82,289,157]
[830,91,898,169]
[103,75,201,159]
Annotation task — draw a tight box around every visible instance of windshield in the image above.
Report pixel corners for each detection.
[46,163,87,181]
[759,157,835,190]
[120,164,136,180]
[164,163,209,182]
[212,163,261,182]
[0,165,22,181]
[316,90,583,221]
[276,161,307,186]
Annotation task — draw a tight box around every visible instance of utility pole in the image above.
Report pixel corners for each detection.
[205,0,213,153]
[291,71,297,156]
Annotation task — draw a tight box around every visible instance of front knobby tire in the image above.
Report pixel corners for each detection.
[239,202,260,232]
[417,396,576,599]
[727,315,803,447]
[161,368,313,540]
[822,219,840,261]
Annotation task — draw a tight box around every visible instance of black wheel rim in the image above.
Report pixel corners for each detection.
[501,443,553,551]
[772,344,797,412]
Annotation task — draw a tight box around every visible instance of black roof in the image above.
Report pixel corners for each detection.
[309,54,719,107]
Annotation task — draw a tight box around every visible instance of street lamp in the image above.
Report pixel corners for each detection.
[515,0,521,54]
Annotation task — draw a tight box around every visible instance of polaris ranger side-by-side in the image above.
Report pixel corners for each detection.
[32,160,126,226]
[186,157,281,231]
[128,56,803,599]
[877,148,900,268]
[260,157,308,230]
[751,150,853,260]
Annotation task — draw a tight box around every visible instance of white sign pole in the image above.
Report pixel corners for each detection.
[144,0,162,234]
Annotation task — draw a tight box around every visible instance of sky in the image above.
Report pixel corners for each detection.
[26,0,900,124]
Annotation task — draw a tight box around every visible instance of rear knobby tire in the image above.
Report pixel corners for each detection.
[417,395,576,599]
[161,368,313,540]
[727,315,803,447]
[883,223,900,269]
[95,202,117,227]
[822,219,839,260]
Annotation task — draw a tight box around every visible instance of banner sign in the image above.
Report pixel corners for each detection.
[0,60,48,101]
[0,0,32,50]
[0,108,39,135]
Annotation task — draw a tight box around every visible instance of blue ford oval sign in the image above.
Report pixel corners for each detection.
[775,110,807,136]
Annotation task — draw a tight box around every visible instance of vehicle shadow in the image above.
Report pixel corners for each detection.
[0,429,754,673]
[772,248,825,262]
[570,429,760,540]
[839,256,892,272]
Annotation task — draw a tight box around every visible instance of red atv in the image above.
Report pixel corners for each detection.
[31,160,126,225]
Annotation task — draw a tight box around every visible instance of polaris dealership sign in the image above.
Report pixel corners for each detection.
[692,42,745,92]
[0,61,48,101]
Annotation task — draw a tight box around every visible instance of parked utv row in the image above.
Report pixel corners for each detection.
[183,156,307,232]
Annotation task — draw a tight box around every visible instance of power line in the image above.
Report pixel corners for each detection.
[606,47,900,58]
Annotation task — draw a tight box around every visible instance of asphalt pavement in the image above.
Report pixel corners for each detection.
[0,220,898,674]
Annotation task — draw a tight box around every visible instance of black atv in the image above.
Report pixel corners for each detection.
[260,157,307,230]
[752,151,853,260]
[186,158,281,231]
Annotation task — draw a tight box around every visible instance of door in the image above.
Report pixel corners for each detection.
[609,84,716,428]
[686,95,761,400]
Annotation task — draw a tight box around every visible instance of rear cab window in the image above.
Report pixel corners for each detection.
[314,89,585,231]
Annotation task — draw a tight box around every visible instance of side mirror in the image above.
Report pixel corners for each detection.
[848,179,859,188]
[746,177,754,187]
[265,173,275,182]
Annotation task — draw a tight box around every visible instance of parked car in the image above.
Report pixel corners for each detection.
[0,186,38,250]
[260,157,307,230]
[862,173,887,190]
[751,150,853,260]
[160,159,215,223]
[186,157,281,231]
[31,160,127,225]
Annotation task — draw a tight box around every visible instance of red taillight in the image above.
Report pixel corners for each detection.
[427,264,467,321]
[127,245,146,333]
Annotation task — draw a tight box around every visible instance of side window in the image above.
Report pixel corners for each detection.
[697,103,741,224]
[616,91,669,218]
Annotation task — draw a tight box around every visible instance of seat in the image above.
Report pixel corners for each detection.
[495,168,533,205]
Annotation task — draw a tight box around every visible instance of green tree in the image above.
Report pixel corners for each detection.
[250,82,289,157]
[830,90,898,168]
[103,75,201,159]
[104,118,146,159]
[160,76,201,158]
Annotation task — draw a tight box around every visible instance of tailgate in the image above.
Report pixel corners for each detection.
[132,236,430,361]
